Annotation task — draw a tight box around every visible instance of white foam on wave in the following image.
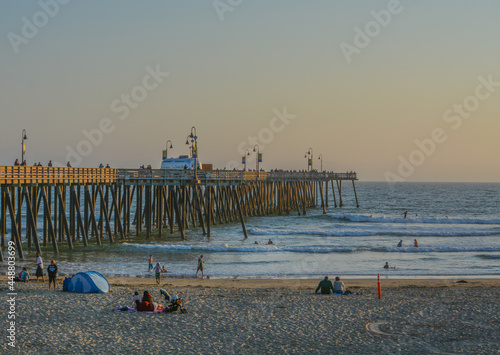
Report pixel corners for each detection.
[328,213,500,225]
[122,243,500,254]
[249,227,498,237]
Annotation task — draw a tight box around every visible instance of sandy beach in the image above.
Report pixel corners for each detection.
[1,276,499,354]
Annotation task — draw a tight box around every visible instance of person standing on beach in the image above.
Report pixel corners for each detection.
[153,262,162,284]
[315,276,334,294]
[35,252,45,282]
[195,255,205,278]
[414,239,419,247]
[148,255,153,271]
[47,260,58,290]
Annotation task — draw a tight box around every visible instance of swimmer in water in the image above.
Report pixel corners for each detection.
[414,239,419,247]
[254,241,259,244]
[267,239,274,245]
[397,240,402,247]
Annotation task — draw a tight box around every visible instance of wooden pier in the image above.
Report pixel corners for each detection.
[0,166,358,259]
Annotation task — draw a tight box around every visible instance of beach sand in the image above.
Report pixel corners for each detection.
[1,276,499,354]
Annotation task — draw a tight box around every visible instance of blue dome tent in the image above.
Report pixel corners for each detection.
[67,271,110,293]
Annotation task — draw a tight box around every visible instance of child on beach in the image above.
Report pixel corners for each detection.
[148,255,153,271]
[20,267,30,282]
[161,266,167,273]
[153,262,162,284]
[132,291,141,307]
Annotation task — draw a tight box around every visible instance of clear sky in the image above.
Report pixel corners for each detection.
[1,0,499,182]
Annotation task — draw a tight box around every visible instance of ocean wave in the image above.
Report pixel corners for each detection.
[475,254,500,260]
[249,227,498,238]
[327,214,500,225]
[122,243,500,254]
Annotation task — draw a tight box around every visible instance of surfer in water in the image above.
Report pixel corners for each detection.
[384,262,396,269]
[267,239,274,245]
[397,240,402,247]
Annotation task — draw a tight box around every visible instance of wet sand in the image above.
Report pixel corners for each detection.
[1,276,499,354]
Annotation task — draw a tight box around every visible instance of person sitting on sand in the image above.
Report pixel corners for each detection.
[267,239,274,245]
[20,267,30,282]
[142,290,153,304]
[333,276,346,295]
[315,276,334,294]
[414,239,419,248]
[132,291,141,307]
[397,240,402,247]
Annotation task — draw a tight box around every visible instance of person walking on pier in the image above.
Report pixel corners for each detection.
[48,160,53,167]
[36,252,45,282]
[47,260,58,290]
[195,255,205,279]
[14,159,20,166]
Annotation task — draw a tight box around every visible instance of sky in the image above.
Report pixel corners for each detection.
[1,0,499,182]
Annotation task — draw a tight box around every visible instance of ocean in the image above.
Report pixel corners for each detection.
[7,182,500,279]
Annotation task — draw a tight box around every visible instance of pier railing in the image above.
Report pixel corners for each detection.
[0,166,116,185]
[1,166,357,186]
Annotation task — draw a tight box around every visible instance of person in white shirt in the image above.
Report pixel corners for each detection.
[36,252,45,282]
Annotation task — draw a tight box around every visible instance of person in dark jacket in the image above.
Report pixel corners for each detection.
[315,276,334,294]
[47,260,58,290]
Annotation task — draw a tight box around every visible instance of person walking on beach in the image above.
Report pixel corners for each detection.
[414,239,419,248]
[315,276,334,294]
[153,262,162,284]
[47,260,58,290]
[195,255,205,278]
[148,255,153,271]
[35,252,45,282]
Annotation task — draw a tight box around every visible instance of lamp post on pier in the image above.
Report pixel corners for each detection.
[242,148,250,171]
[21,129,27,164]
[186,126,198,180]
[304,147,313,171]
[318,154,323,172]
[163,139,173,160]
[253,144,261,177]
